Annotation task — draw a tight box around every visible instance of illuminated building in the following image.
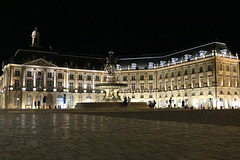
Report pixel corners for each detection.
[0,28,239,109]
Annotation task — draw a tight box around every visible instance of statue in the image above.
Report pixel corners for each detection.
[105,51,117,76]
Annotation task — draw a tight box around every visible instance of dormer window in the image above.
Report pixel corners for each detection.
[199,50,207,57]
[171,58,178,63]
[131,63,137,70]
[116,64,120,70]
[220,49,228,55]
[159,61,166,66]
[184,54,192,60]
[148,62,154,69]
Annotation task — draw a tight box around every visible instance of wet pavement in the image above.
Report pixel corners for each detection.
[0,112,240,160]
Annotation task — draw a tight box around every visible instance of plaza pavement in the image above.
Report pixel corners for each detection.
[0,109,240,159]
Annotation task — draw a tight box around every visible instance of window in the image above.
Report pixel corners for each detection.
[96,76,100,81]
[165,80,168,90]
[69,82,74,90]
[219,64,222,71]
[233,66,236,72]
[131,63,137,70]
[26,79,32,88]
[140,95,144,98]
[208,90,212,95]
[87,83,91,90]
[177,71,181,76]
[26,94,31,106]
[47,81,53,88]
[78,75,82,80]
[69,95,74,106]
[199,76,203,87]
[104,76,107,81]
[37,79,42,88]
[132,95,135,99]
[226,65,229,71]
[131,83,135,91]
[192,68,195,74]
[149,95,153,98]
[123,76,127,81]
[87,75,91,81]
[184,78,188,89]
[184,69,188,75]
[192,91,195,96]
[78,83,82,90]
[149,75,153,80]
[149,83,153,90]
[233,76,237,87]
[208,75,212,86]
[171,80,174,90]
[15,80,19,88]
[171,72,174,77]
[15,70,20,76]
[220,90,224,94]
[218,75,223,86]
[226,76,230,86]
[140,83,144,91]
[159,82,162,90]
[235,91,238,95]
[132,75,135,81]
[148,62,154,69]
[200,91,203,95]
[191,77,195,88]
[57,81,62,88]
[27,71,32,77]
[116,64,120,70]
[177,79,181,89]
[165,73,168,78]
[207,65,212,71]
[48,72,52,78]
[185,92,187,97]
[14,94,19,106]
[140,75,144,80]
[159,74,162,79]
[70,74,74,80]
[199,66,203,72]
[78,95,82,102]
[58,73,63,79]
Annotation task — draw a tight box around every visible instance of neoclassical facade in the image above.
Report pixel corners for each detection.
[0,29,239,109]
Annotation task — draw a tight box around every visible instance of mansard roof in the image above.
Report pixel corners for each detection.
[10,48,105,70]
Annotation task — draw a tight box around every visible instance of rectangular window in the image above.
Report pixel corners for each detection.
[208,75,212,86]
[149,75,153,80]
[159,74,162,79]
[26,94,31,106]
[27,71,32,77]
[15,80,19,88]
[58,81,62,88]
[96,76,100,81]
[15,70,20,76]
[200,76,203,87]
[78,75,82,80]
[87,75,91,81]
[165,73,168,78]
[78,83,82,90]
[48,72,52,78]
[178,71,181,76]
[226,76,230,86]
[192,77,195,88]
[177,79,181,89]
[140,83,144,91]
[165,80,168,90]
[149,82,153,90]
[47,80,52,88]
[70,95,74,106]
[233,76,237,87]
[219,64,222,71]
[69,82,74,89]
[185,69,188,75]
[208,65,212,71]
[58,73,63,79]
[184,78,188,89]
[131,83,135,91]
[226,65,229,71]
[192,68,195,74]
[132,75,135,81]
[26,79,32,88]
[123,76,127,81]
[14,94,19,106]
[233,66,236,72]
[171,80,174,90]
[140,75,144,80]
[199,66,203,72]
[87,83,91,90]
[160,82,162,90]
[104,76,107,81]
[140,95,144,98]
[218,75,223,86]
[70,74,74,80]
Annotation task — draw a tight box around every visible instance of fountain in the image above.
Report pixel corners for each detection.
[95,51,127,102]
[75,51,148,110]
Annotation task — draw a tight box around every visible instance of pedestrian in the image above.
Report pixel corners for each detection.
[34,101,37,109]
[182,100,185,108]
[37,100,40,109]
[152,100,156,108]
[127,96,131,108]
[55,105,57,109]
[123,97,127,107]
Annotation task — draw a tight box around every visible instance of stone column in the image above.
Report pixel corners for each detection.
[54,70,57,88]
[33,69,36,87]
[44,69,47,88]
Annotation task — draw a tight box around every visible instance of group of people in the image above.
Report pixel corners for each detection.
[123,96,131,107]
[148,100,156,108]
[34,100,41,109]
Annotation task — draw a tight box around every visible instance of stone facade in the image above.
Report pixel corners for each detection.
[0,40,239,109]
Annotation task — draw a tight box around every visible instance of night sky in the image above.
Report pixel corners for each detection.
[0,2,239,64]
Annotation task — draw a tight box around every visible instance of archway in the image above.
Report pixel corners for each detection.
[47,94,53,108]
[56,95,64,109]
[86,95,92,102]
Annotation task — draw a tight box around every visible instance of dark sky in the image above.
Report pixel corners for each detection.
[0,2,239,63]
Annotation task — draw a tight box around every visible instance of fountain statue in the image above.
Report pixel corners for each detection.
[95,51,127,102]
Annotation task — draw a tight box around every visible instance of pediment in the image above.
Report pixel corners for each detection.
[24,58,57,67]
